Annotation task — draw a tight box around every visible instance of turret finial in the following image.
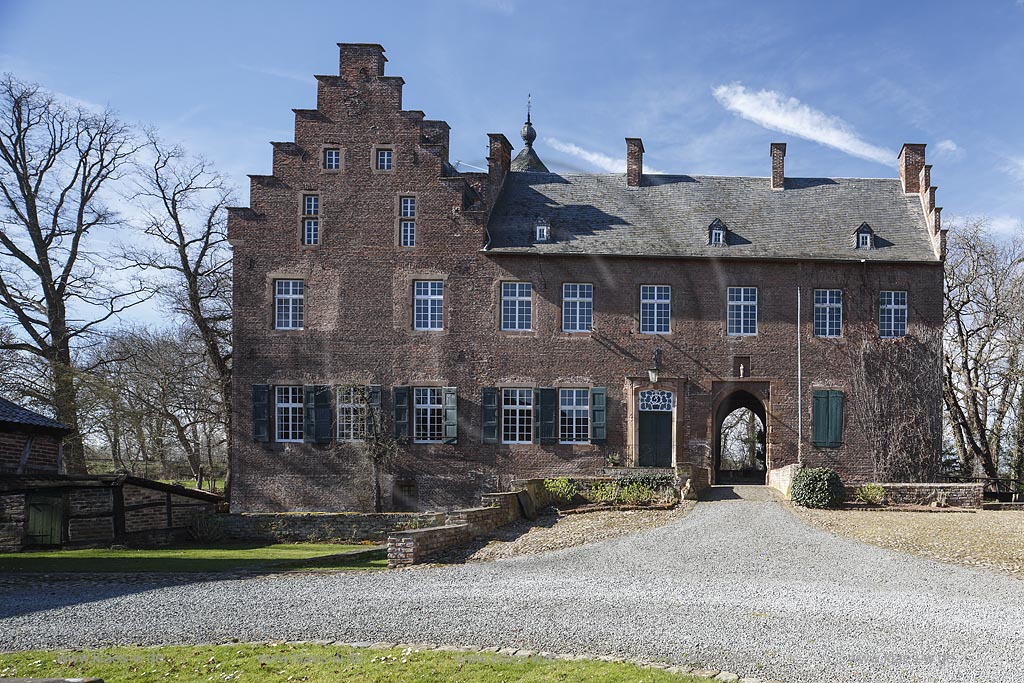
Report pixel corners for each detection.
[521,94,537,147]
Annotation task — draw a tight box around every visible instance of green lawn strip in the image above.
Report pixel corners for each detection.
[0,543,383,573]
[0,643,716,683]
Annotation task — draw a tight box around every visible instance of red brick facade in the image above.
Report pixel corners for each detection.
[227,44,945,512]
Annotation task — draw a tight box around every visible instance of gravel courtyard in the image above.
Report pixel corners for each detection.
[2,489,1023,683]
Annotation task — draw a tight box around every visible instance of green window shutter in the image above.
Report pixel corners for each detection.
[590,387,607,445]
[314,385,332,443]
[252,384,269,442]
[443,387,458,445]
[393,386,410,443]
[303,385,317,443]
[366,385,382,437]
[827,390,844,448]
[539,388,557,444]
[812,390,829,447]
[481,387,499,444]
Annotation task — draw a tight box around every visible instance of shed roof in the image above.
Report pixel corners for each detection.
[0,396,70,434]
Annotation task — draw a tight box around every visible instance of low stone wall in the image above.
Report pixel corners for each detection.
[387,523,473,566]
[768,464,801,499]
[195,511,445,544]
[873,483,984,509]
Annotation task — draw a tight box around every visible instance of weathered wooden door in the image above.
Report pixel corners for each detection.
[638,411,673,467]
[25,493,63,546]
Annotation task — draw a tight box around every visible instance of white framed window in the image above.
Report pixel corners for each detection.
[813,289,843,338]
[640,285,671,334]
[414,280,444,330]
[559,388,590,444]
[336,386,367,442]
[274,279,304,330]
[303,218,319,246]
[710,228,725,246]
[376,148,393,171]
[562,283,593,333]
[275,386,303,442]
[501,282,532,331]
[858,232,872,249]
[879,290,908,338]
[535,224,549,242]
[301,195,319,246]
[727,286,758,336]
[413,387,443,443]
[400,196,416,247]
[323,148,340,170]
[502,388,533,444]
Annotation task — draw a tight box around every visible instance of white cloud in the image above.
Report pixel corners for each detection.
[935,139,963,159]
[711,83,896,166]
[987,214,1022,236]
[1007,157,1024,185]
[545,137,666,175]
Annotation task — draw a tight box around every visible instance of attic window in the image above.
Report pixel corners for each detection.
[710,228,725,246]
[858,232,873,249]
[535,223,550,242]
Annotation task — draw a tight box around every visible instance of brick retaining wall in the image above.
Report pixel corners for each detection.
[195,511,445,543]
[874,483,983,508]
[387,524,473,566]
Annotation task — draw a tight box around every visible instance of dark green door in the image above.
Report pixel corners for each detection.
[25,493,63,546]
[638,411,673,467]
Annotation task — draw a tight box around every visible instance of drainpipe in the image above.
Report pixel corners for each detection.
[796,286,803,466]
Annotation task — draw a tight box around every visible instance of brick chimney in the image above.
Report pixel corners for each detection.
[770,143,786,190]
[626,138,644,187]
[338,43,387,81]
[487,133,512,181]
[898,143,926,194]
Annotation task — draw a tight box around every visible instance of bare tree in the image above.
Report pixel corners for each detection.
[942,219,1024,478]
[124,131,232,446]
[363,393,399,513]
[0,75,144,472]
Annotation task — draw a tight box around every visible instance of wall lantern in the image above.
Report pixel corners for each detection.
[647,348,662,384]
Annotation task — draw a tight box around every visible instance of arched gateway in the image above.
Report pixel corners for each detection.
[713,390,768,484]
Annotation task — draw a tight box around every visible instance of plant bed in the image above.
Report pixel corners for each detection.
[549,501,681,515]
[826,502,977,514]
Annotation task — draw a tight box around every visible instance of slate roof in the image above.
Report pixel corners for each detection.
[0,396,70,433]
[511,146,549,173]
[485,172,940,263]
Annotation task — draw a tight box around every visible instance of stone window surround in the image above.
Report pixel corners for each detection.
[561,282,594,335]
[639,284,671,335]
[394,192,418,249]
[297,190,320,249]
[266,271,309,333]
[399,271,449,335]
[496,280,536,335]
[372,143,395,173]
[319,144,345,174]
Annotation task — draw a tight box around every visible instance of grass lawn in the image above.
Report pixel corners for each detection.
[0,643,718,682]
[0,543,386,573]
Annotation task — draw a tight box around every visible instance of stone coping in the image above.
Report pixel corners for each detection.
[387,523,469,537]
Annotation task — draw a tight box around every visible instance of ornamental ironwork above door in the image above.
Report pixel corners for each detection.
[639,390,673,412]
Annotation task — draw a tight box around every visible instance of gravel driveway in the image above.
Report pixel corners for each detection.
[3,489,1023,683]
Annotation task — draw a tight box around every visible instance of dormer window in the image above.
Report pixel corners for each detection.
[708,219,728,247]
[535,223,550,242]
[854,222,875,250]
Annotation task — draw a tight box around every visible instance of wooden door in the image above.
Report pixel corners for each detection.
[638,411,673,467]
[25,493,63,546]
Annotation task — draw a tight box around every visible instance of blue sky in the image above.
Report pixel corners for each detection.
[2,0,1023,234]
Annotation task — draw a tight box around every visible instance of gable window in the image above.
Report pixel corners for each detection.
[727,286,758,336]
[413,387,443,443]
[813,289,843,338]
[274,386,304,442]
[274,279,304,330]
[501,282,532,331]
[535,223,549,242]
[400,196,416,247]
[336,386,367,442]
[858,232,872,249]
[502,388,533,444]
[413,280,444,331]
[559,388,590,444]
[562,283,593,332]
[640,285,671,334]
[301,194,319,246]
[879,290,908,338]
[376,148,393,171]
[812,390,844,448]
[323,148,340,170]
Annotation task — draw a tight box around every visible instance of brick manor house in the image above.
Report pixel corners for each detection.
[227,43,946,512]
